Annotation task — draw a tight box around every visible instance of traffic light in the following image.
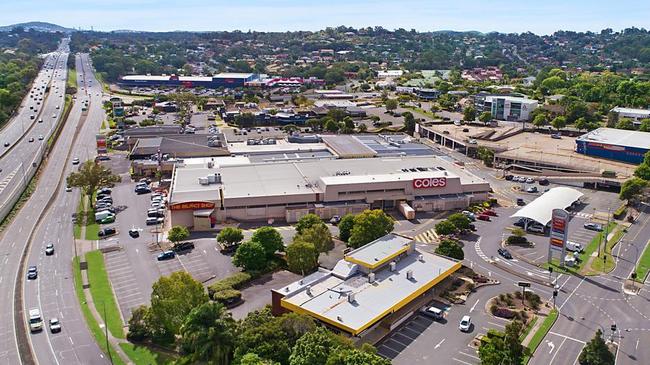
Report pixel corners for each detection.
[553,290,558,298]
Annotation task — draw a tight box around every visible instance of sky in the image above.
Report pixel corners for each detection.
[2,0,650,34]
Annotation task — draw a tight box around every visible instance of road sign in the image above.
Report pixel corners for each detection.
[548,209,569,266]
[518,281,531,288]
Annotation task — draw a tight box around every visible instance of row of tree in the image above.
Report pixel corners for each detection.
[128,272,388,365]
[619,151,650,203]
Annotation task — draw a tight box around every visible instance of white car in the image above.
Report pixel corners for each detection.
[459,315,471,332]
[525,177,534,184]
[150,201,163,209]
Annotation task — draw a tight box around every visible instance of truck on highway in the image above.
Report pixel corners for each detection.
[28,309,43,333]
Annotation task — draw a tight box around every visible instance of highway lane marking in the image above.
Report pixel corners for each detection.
[434,338,445,349]
[559,277,585,310]
[470,299,479,313]
[548,331,586,344]
[636,338,639,351]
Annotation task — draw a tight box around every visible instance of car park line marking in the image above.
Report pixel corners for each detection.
[458,351,480,360]
[470,299,479,313]
[452,357,473,365]
[433,338,445,349]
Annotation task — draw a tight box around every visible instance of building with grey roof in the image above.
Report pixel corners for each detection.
[271,233,461,336]
[168,155,490,230]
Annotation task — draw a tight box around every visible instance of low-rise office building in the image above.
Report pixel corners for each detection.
[483,95,538,122]
[271,234,461,336]
[168,155,490,229]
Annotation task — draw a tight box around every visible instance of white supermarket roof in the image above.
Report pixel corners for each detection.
[510,187,583,226]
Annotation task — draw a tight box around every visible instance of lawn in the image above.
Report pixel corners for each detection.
[84,192,100,241]
[85,250,125,339]
[403,105,437,119]
[119,343,176,365]
[589,226,625,273]
[524,309,558,364]
[520,316,538,342]
[72,256,126,365]
[634,239,650,282]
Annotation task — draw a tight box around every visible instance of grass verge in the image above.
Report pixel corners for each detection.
[119,343,175,365]
[84,192,99,240]
[67,67,77,90]
[589,226,624,273]
[520,316,538,342]
[524,309,558,364]
[634,239,650,282]
[72,256,126,365]
[85,250,125,339]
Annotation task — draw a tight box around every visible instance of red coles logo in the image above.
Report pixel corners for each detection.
[413,178,447,189]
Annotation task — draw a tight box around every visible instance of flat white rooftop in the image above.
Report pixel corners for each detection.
[344,234,412,269]
[576,127,650,150]
[279,247,460,335]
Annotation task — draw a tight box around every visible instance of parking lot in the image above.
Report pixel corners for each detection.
[103,249,148,319]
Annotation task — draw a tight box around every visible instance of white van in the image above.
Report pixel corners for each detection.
[527,223,545,234]
[566,241,583,253]
[28,308,43,332]
[94,210,114,222]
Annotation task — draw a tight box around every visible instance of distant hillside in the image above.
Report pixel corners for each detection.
[0,22,73,33]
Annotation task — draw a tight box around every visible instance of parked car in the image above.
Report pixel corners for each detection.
[551,133,562,139]
[98,227,117,237]
[516,198,526,206]
[459,315,472,332]
[525,177,534,184]
[566,241,583,253]
[45,243,54,256]
[527,224,545,234]
[517,176,527,183]
[483,210,498,217]
[135,186,151,194]
[477,214,491,221]
[513,218,526,228]
[330,215,341,225]
[538,178,550,186]
[218,241,240,254]
[498,248,512,260]
[97,188,112,195]
[420,306,444,320]
[505,175,514,181]
[146,217,164,225]
[462,211,476,221]
[157,250,175,261]
[172,241,195,252]
[526,186,538,193]
[49,318,62,333]
[584,222,604,231]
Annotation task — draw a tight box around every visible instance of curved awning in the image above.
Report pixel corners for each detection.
[510,187,584,226]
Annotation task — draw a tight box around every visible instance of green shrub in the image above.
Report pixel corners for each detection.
[506,235,527,245]
[613,203,627,219]
[207,272,253,297]
[213,289,242,304]
[490,304,498,315]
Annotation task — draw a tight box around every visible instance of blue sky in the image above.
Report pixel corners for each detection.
[2,0,649,34]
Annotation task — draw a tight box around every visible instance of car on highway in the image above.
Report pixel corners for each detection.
[497,248,512,259]
[49,318,62,333]
[72,158,80,165]
[459,315,471,332]
[45,243,54,256]
[584,222,603,231]
[4,142,9,147]
[157,250,176,261]
[477,214,491,221]
[28,309,43,333]
[128,228,140,238]
[38,118,43,123]
[98,227,117,237]
[65,186,72,192]
[419,306,444,320]
[38,135,44,141]
[27,266,38,280]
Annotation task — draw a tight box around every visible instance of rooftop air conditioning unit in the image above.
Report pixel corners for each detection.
[207,174,216,183]
[306,285,312,296]
[348,293,356,303]
[214,173,222,183]
[389,262,396,272]
[198,177,209,185]
[207,161,213,169]
[406,270,413,280]
[368,272,375,283]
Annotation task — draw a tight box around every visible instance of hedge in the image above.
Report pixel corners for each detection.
[613,203,627,219]
[213,289,242,303]
[208,272,253,300]
[506,235,527,245]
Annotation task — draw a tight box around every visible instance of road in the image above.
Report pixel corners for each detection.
[0,39,70,212]
[22,52,110,365]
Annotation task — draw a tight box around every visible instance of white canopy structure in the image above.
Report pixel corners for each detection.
[510,187,584,226]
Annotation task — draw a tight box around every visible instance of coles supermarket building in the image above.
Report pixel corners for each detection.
[168,156,490,230]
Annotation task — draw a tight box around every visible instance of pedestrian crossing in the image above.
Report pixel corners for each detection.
[475,240,490,262]
[570,212,592,219]
[414,228,437,243]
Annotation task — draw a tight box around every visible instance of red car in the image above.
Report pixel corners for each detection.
[477,214,491,221]
[483,210,498,217]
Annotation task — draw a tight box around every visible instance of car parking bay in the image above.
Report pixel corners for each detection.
[155,254,184,277]
[176,249,215,282]
[104,250,147,319]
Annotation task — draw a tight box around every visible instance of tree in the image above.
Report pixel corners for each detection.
[233,241,268,271]
[578,329,614,365]
[479,111,493,124]
[615,118,635,130]
[532,113,548,128]
[338,214,355,242]
[347,210,394,248]
[634,164,650,180]
[325,348,390,365]
[234,309,293,364]
[358,123,368,133]
[240,353,277,365]
[168,225,190,244]
[235,112,257,127]
[639,118,650,132]
[126,305,151,342]
[478,320,526,365]
[251,226,284,258]
[179,302,237,365]
[403,111,416,133]
[477,146,495,167]
[286,241,319,274]
[463,106,476,122]
[297,223,334,253]
[324,118,340,132]
[619,177,647,202]
[217,227,244,246]
[447,213,471,231]
[512,228,526,237]
[296,213,322,234]
[289,327,350,365]
[435,239,464,260]
[540,75,566,94]
[434,220,457,236]
[149,272,208,339]
[66,160,121,198]
[551,115,567,130]
[384,98,398,112]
